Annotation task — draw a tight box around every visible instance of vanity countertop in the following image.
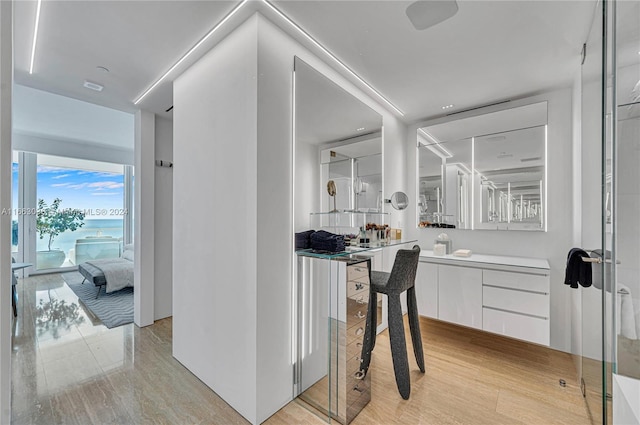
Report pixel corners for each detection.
[419,250,550,271]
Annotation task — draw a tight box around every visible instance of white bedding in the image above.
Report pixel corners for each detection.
[86,258,134,293]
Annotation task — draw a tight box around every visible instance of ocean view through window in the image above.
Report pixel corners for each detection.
[36,155,126,270]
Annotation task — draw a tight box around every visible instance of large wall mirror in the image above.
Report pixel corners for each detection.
[417,101,547,231]
[293,56,385,416]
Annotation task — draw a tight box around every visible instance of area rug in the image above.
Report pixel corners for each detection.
[62,272,133,329]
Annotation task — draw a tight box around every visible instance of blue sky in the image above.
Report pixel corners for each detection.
[13,163,125,219]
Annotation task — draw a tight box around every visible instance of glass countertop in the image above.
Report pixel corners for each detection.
[295,239,418,260]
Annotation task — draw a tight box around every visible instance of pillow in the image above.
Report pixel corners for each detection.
[122,249,134,262]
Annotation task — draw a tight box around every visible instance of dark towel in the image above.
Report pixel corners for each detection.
[310,230,345,253]
[564,248,592,288]
[295,230,315,250]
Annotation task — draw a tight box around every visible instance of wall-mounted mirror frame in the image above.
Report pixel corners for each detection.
[417,101,548,231]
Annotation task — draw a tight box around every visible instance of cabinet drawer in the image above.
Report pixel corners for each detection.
[347,323,366,344]
[347,338,364,360]
[483,307,549,346]
[347,280,368,298]
[483,270,549,293]
[346,298,368,323]
[347,264,369,282]
[483,286,549,318]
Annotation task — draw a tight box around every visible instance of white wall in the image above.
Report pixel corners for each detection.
[173,16,259,424]
[0,2,12,421]
[172,12,408,424]
[12,132,133,165]
[13,84,134,150]
[407,88,575,352]
[134,110,155,327]
[154,117,173,320]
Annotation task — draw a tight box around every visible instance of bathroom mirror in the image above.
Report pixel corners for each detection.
[389,192,409,210]
[417,136,472,229]
[417,101,547,231]
[293,56,385,415]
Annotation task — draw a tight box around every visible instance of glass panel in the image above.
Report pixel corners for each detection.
[35,154,125,270]
[612,0,640,420]
[580,1,607,422]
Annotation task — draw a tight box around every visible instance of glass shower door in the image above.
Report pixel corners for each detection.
[580,0,609,422]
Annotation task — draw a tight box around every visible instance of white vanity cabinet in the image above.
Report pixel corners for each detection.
[438,265,483,329]
[416,251,551,346]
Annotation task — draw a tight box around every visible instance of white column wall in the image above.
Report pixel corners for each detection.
[407,88,575,352]
[134,110,155,327]
[172,13,408,424]
[154,117,173,320]
[173,16,259,424]
[0,1,12,421]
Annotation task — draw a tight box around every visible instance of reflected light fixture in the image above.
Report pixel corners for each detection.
[29,0,43,74]
[356,127,365,131]
[441,104,454,110]
[418,128,453,158]
[406,0,458,31]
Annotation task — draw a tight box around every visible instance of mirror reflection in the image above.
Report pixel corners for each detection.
[417,101,547,231]
[418,136,471,229]
[293,56,384,419]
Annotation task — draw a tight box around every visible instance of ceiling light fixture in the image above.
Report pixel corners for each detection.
[83,80,104,92]
[441,104,454,110]
[261,0,405,116]
[406,0,458,31]
[29,0,43,74]
[356,127,365,131]
[133,0,250,105]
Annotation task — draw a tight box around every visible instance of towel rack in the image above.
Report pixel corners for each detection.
[580,249,621,265]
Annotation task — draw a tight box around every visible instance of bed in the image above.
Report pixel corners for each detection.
[78,245,134,298]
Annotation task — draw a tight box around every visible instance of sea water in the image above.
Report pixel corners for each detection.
[37,218,124,255]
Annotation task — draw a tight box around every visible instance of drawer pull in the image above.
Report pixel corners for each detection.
[355,296,367,304]
[355,282,364,290]
[355,311,365,319]
[353,385,364,393]
[355,327,364,336]
[354,267,364,272]
[354,371,365,380]
[356,342,362,348]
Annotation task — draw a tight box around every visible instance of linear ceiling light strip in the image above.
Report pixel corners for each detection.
[29,0,43,74]
[261,0,404,117]
[133,0,249,105]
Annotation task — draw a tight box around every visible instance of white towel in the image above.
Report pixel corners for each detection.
[617,283,638,340]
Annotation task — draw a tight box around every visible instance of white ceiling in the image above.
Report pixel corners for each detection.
[13,0,596,123]
[13,84,134,149]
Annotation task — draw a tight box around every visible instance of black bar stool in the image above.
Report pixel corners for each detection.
[359,245,424,399]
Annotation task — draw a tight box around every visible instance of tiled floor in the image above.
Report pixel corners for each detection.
[11,273,247,424]
[12,273,590,424]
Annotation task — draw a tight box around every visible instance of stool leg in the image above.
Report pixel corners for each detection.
[359,289,377,375]
[388,293,410,399]
[12,285,17,317]
[407,287,425,373]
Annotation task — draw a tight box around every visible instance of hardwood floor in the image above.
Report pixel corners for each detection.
[12,273,590,424]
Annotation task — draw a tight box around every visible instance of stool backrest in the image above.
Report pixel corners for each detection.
[386,245,421,293]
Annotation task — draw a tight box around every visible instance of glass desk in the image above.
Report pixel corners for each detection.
[294,239,417,424]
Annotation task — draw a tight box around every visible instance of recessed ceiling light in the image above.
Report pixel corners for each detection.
[356,127,365,131]
[441,104,454,110]
[83,80,104,92]
[96,66,110,73]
